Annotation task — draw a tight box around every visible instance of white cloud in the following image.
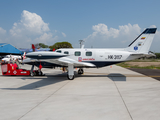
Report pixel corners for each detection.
[62,32,66,37]
[118,24,141,35]
[0,27,6,35]
[83,23,160,52]
[10,10,50,37]
[34,33,59,44]
[34,33,53,43]
[4,10,66,48]
[85,23,140,40]
[149,25,156,28]
[0,27,7,43]
[91,23,119,38]
[84,23,141,48]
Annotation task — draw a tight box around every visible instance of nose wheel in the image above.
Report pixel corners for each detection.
[67,64,74,80]
[67,74,74,80]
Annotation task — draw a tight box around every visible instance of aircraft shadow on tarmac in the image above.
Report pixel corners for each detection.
[77,73,126,81]
[1,72,126,90]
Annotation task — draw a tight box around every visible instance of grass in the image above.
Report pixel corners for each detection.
[127,59,160,62]
[117,62,160,70]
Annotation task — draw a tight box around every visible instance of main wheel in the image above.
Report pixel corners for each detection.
[67,75,74,80]
[78,68,84,74]
[38,71,43,76]
[30,72,34,77]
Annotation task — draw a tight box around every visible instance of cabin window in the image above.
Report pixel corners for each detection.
[56,50,61,53]
[64,51,69,54]
[75,51,81,56]
[86,52,92,56]
[5,55,9,58]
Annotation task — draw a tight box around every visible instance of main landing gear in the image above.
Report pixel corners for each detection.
[30,64,44,76]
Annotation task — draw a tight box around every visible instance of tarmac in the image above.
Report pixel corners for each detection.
[0,64,160,120]
[128,68,160,81]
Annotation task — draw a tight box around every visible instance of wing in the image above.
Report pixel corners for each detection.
[57,57,95,67]
[23,51,95,68]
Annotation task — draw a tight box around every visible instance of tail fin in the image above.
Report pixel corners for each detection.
[22,52,26,60]
[32,44,36,52]
[126,28,157,53]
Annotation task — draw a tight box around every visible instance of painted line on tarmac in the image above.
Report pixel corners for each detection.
[111,76,133,120]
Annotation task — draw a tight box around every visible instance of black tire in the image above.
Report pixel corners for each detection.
[40,71,43,76]
[67,75,74,80]
[78,68,84,74]
[38,71,43,76]
[81,69,84,74]
[34,72,37,76]
[30,72,34,77]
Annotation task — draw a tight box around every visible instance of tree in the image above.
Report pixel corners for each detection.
[155,53,160,59]
[39,43,49,48]
[49,42,73,50]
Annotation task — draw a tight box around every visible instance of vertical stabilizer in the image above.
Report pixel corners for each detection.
[126,28,157,53]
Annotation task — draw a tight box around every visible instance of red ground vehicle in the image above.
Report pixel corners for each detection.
[1,63,35,76]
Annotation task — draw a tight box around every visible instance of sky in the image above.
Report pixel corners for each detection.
[0,0,160,52]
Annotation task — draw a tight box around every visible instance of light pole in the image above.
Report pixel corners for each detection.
[79,40,84,48]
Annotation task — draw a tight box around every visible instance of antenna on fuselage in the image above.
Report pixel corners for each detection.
[79,40,85,49]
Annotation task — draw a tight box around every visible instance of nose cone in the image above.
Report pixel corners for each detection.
[26,51,68,59]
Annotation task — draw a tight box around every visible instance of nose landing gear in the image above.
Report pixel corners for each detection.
[67,64,74,80]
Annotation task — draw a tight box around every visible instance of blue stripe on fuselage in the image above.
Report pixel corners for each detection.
[26,55,65,59]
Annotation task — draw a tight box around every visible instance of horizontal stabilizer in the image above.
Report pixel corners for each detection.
[130,52,156,58]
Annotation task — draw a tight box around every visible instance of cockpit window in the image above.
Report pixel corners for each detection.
[75,51,81,56]
[4,55,10,58]
[56,50,61,53]
[86,52,92,56]
[64,51,69,54]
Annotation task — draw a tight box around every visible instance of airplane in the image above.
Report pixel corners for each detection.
[2,52,26,63]
[23,28,157,80]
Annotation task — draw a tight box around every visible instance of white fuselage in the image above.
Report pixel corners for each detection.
[55,48,140,66]
[24,48,143,68]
